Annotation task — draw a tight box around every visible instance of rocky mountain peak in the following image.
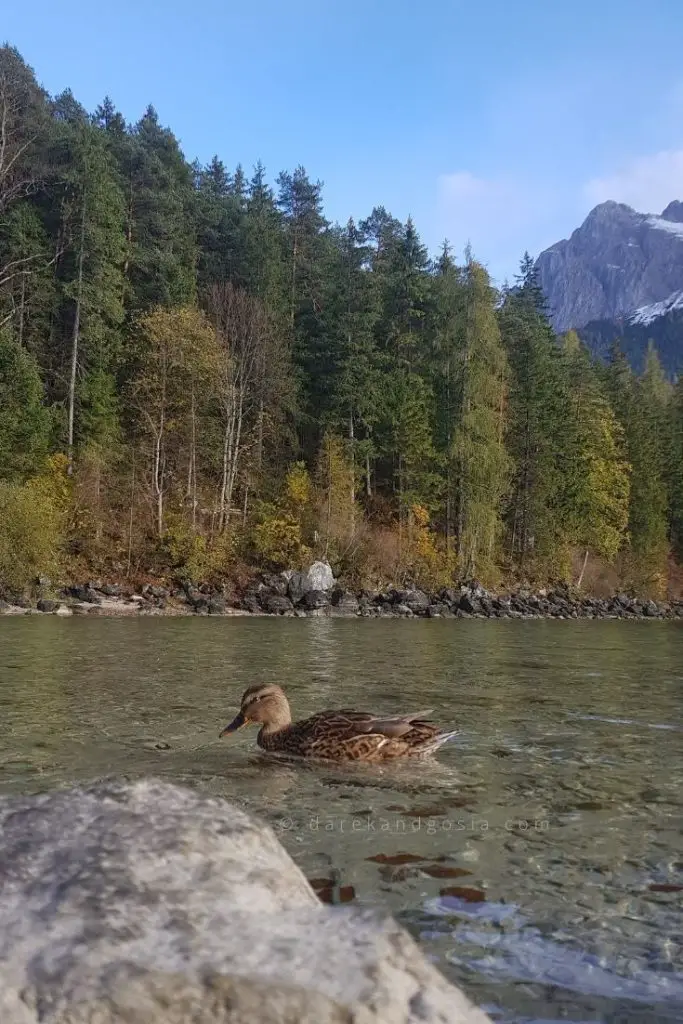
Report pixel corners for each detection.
[661,200,683,223]
[535,199,683,332]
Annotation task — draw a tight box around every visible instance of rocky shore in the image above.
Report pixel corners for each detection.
[2,561,682,621]
[0,779,490,1024]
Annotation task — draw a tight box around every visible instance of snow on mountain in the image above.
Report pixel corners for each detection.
[629,289,683,326]
[645,216,683,239]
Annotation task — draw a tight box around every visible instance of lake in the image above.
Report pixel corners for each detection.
[0,617,681,1023]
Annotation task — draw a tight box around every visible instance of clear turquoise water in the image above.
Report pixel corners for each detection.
[1,617,682,1023]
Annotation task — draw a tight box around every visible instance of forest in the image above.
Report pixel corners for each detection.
[1,44,682,599]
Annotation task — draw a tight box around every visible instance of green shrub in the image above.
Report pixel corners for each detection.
[0,456,69,594]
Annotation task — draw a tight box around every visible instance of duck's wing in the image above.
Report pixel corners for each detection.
[298,708,438,744]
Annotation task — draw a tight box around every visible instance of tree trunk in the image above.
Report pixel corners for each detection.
[186,384,197,530]
[577,548,589,590]
[126,459,136,577]
[349,409,355,533]
[17,272,25,346]
[67,188,87,477]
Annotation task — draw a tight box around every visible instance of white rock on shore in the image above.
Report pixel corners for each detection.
[0,779,492,1024]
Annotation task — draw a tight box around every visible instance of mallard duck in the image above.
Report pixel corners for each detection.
[219,684,457,762]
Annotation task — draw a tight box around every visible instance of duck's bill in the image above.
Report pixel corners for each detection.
[219,712,247,737]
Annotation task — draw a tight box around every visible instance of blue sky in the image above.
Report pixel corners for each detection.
[5,0,683,283]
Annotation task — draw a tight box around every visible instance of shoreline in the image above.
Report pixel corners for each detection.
[2,575,682,622]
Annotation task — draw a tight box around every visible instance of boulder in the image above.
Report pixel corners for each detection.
[0,780,490,1024]
[303,589,330,611]
[240,593,261,614]
[261,573,289,597]
[404,589,430,615]
[458,593,479,614]
[329,589,360,616]
[306,560,335,592]
[261,593,294,615]
[36,599,58,613]
[287,570,309,605]
[68,584,102,604]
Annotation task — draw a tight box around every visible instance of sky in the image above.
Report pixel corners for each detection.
[5,0,683,284]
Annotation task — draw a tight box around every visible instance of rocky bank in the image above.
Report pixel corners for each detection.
[1,560,682,621]
[0,779,491,1024]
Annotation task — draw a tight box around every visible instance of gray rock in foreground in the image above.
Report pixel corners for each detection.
[0,779,491,1024]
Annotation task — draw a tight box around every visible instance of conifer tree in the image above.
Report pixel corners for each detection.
[51,112,126,469]
[669,378,683,558]
[605,343,669,591]
[0,329,50,481]
[449,258,510,578]
[560,333,630,571]
[499,256,568,567]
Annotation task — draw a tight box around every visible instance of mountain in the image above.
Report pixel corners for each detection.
[535,200,683,375]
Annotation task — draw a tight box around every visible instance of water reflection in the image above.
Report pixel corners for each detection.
[0,617,681,1023]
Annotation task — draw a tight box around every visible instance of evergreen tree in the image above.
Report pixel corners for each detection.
[670,377,683,558]
[50,114,126,467]
[448,258,510,578]
[319,219,383,494]
[116,106,197,311]
[560,333,630,568]
[276,165,328,453]
[605,343,669,592]
[0,329,50,481]
[499,256,568,567]
[194,156,247,292]
[244,162,285,310]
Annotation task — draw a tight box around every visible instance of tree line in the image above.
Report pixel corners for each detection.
[1,45,682,596]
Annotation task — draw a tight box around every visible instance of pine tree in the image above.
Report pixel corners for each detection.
[194,156,247,292]
[500,256,568,568]
[605,343,669,593]
[116,106,197,311]
[372,216,435,515]
[50,114,126,469]
[244,162,285,309]
[318,219,383,497]
[276,165,328,454]
[0,47,53,336]
[560,333,630,572]
[448,258,510,578]
[0,328,50,481]
[669,377,683,558]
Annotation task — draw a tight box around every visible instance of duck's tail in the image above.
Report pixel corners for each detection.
[417,728,459,755]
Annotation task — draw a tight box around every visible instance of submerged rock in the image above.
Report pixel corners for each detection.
[0,780,490,1024]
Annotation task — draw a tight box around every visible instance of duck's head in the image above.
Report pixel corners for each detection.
[219,684,292,737]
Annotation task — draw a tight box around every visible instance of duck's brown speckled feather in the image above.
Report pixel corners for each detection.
[258,707,454,762]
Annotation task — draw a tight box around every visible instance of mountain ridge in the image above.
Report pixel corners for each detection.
[535,199,683,331]
[534,198,683,376]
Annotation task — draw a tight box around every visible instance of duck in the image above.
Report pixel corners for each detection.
[218,684,457,762]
